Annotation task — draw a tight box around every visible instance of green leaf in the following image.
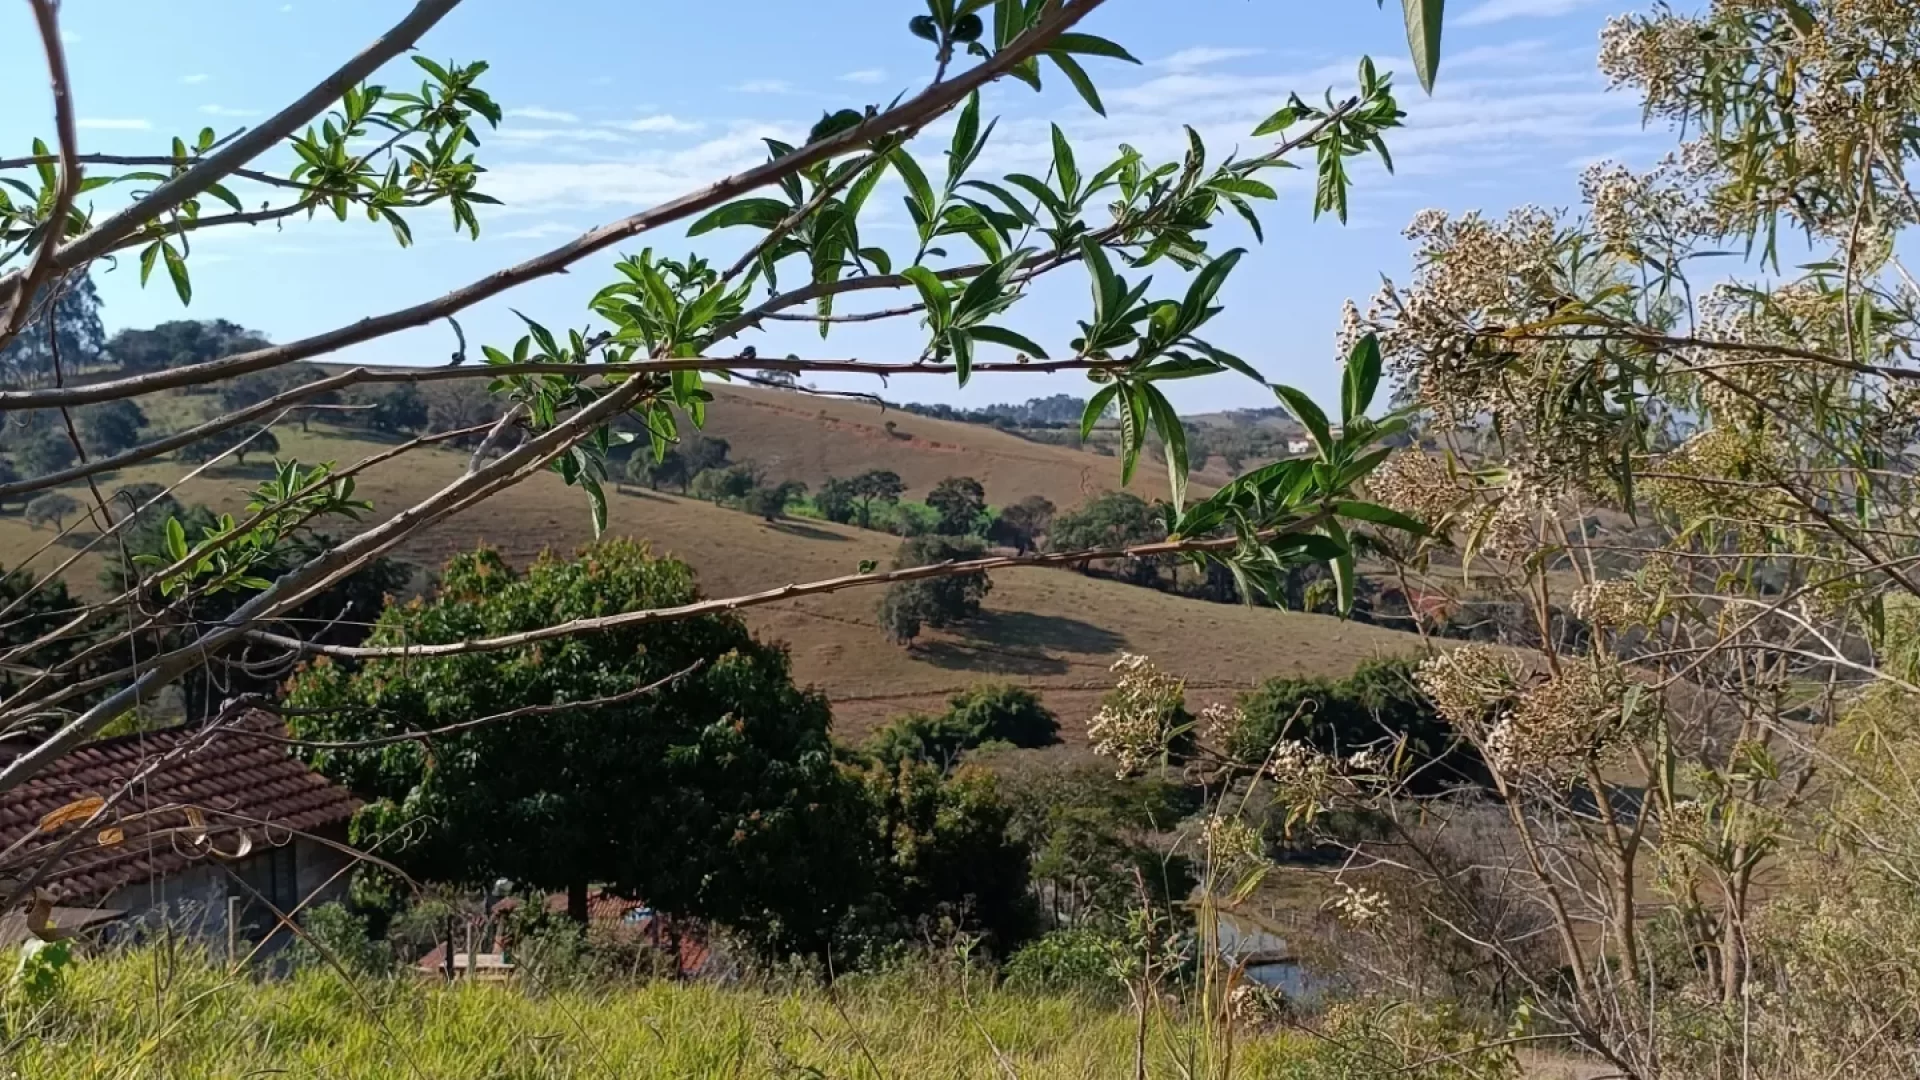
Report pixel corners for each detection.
[1196,343,1266,385]
[1400,0,1444,94]
[891,148,937,224]
[31,138,54,192]
[1176,248,1243,335]
[165,516,188,561]
[687,197,794,236]
[1271,383,1331,455]
[1049,33,1140,63]
[949,91,982,186]
[1334,499,1430,535]
[1325,519,1357,615]
[1049,124,1079,199]
[968,324,1050,358]
[1341,332,1382,425]
[949,328,975,386]
[1047,52,1106,115]
[1141,382,1188,510]
[1080,237,1120,328]
[901,265,952,330]
[1081,383,1119,441]
[1119,383,1147,486]
[1251,103,1300,138]
[583,475,608,537]
[161,244,192,305]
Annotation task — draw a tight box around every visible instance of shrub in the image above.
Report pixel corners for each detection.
[282,902,393,977]
[24,492,80,530]
[944,683,1058,749]
[1003,928,1125,999]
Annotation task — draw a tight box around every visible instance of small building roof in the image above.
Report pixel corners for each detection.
[0,712,359,903]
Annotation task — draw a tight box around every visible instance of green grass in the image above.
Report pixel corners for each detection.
[4,945,1335,1079]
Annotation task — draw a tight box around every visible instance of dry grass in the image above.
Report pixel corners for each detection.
[0,393,1423,740]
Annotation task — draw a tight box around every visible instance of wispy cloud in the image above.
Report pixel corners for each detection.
[77,117,151,131]
[619,114,702,134]
[1159,47,1264,71]
[732,79,793,95]
[485,124,789,210]
[498,221,583,240]
[199,104,260,118]
[507,106,580,123]
[493,127,628,144]
[181,73,211,85]
[839,68,888,84]
[1458,0,1599,27]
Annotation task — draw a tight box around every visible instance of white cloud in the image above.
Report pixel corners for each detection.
[498,221,582,240]
[1457,0,1599,26]
[77,117,151,131]
[839,68,887,84]
[181,73,211,85]
[507,106,580,123]
[484,124,789,210]
[199,104,260,118]
[492,127,628,144]
[733,79,793,95]
[618,114,702,134]
[1159,47,1263,71]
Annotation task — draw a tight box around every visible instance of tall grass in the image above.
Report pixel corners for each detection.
[2,944,1337,1079]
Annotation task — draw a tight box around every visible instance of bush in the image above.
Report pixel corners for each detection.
[282,902,393,977]
[943,683,1058,749]
[743,479,806,521]
[15,433,76,479]
[344,384,428,435]
[1003,928,1125,999]
[689,463,758,505]
[926,476,988,535]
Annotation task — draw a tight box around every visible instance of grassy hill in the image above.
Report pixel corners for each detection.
[2,385,1423,740]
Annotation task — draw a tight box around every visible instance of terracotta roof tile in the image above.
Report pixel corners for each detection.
[0,712,358,903]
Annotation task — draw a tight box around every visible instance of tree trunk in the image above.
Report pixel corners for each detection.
[568,879,589,924]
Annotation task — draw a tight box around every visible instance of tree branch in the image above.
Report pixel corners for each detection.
[0,1,82,350]
[0,0,1110,412]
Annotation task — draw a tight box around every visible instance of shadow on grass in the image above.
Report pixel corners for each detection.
[911,610,1128,676]
[764,521,849,543]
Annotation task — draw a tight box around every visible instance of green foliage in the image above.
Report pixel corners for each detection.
[23,492,79,530]
[75,400,147,456]
[1233,656,1490,795]
[989,493,1054,553]
[9,939,72,1007]
[15,432,75,479]
[1048,490,1164,584]
[105,319,269,373]
[0,274,104,382]
[281,902,393,977]
[743,478,807,521]
[343,384,428,435]
[1003,927,1126,999]
[866,683,1059,768]
[285,541,869,958]
[926,475,988,535]
[688,462,759,505]
[879,534,992,644]
[624,446,687,491]
[813,475,860,524]
[178,423,280,466]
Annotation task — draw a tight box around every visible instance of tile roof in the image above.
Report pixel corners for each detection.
[0,712,358,903]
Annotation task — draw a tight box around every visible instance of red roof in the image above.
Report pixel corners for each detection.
[0,712,359,903]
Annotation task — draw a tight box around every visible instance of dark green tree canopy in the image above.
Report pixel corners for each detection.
[0,274,105,385]
[927,475,988,535]
[285,541,866,950]
[106,318,268,373]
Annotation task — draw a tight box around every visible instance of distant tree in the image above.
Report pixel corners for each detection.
[0,459,17,511]
[0,562,89,698]
[106,482,179,536]
[76,400,148,456]
[24,493,80,531]
[286,541,869,949]
[814,476,859,524]
[106,319,269,375]
[744,479,807,522]
[927,476,988,535]
[218,365,339,431]
[848,469,905,528]
[346,384,429,435]
[756,367,798,388]
[1048,491,1165,586]
[423,381,503,445]
[690,462,758,505]
[867,683,1059,767]
[989,494,1055,554]
[625,447,688,491]
[181,424,279,467]
[682,433,731,475]
[16,433,76,479]
[0,274,105,385]
[879,534,991,646]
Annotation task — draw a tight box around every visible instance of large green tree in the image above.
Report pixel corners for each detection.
[284,541,868,944]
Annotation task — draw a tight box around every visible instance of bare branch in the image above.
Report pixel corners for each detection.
[0,1,82,350]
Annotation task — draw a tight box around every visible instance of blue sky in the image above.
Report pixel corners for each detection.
[1,0,1665,412]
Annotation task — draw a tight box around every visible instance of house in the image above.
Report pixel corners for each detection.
[0,712,359,948]
[1285,438,1314,456]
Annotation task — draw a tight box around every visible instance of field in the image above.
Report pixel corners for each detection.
[2,384,1424,740]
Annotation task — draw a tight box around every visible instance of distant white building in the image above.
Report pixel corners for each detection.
[1286,438,1313,456]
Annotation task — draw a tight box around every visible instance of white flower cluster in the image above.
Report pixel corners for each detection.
[1088,653,1187,776]
[1329,882,1390,927]
[1201,813,1266,872]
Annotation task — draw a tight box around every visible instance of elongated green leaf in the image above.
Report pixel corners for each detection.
[1272,383,1331,455]
[949,91,981,186]
[968,324,1050,358]
[901,265,952,330]
[1177,248,1243,335]
[1341,332,1383,425]
[1119,383,1147,486]
[1401,0,1444,94]
[1047,51,1105,116]
[1080,237,1120,328]
[1050,32,1140,63]
[583,475,608,537]
[687,197,793,236]
[1324,519,1356,615]
[1082,382,1119,441]
[161,244,192,305]
[949,328,975,386]
[1334,499,1430,535]
[1049,124,1079,199]
[1141,382,1188,510]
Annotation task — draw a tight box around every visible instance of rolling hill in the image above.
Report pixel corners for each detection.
[2,383,1423,741]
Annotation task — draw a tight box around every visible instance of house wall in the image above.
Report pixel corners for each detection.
[96,830,355,956]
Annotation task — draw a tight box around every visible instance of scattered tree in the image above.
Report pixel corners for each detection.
[106,319,269,374]
[1047,491,1165,585]
[345,384,429,436]
[814,476,859,524]
[181,424,279,467]
[848,469,905,528]
[76,400,148,456]
[624,447,688,491]
[23,493,80,531]
[15,434,76,480]
[927,475,987,535]
[989,494,1055,553]
[689,462,759,505]
[744,478,807,521]
[0,274,105,383]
